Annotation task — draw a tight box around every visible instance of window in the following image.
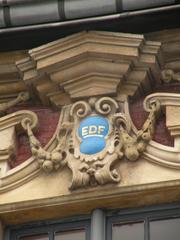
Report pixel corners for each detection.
[150,218,180,240]
[20,235,48,240]
[6,203,180,240]
[54,229,86,240]
[19,230,86,240]
[112,222,144,240]
[107,203,180,240]
[7,217,90,240]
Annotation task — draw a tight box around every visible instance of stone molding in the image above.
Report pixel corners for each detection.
[16,31,163,107]
[0,92,37,179]
[1,92,180,193]
[0,108,59,192]
[0,109,38,179]
[1,178,180,225]
[144,92,180,108]
[144,93,180,147]
[0,30,180,224]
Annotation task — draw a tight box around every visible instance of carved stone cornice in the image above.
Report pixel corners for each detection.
[1,179,180,225]
[146,29,180,70]
[1,30,180,108]
[144,92,180,108]
[0,51,28,103]
[16,31,163,108]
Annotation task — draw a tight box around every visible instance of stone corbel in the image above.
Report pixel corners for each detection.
[17,31,163,107]
[144,93,180,149]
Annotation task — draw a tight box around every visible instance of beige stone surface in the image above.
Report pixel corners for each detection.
[0,155,180,224]
[0,127,15,177]
[166,106,180,128]
[0,51,28,103]
[0,128,16,152]
[16,31,162,107]
[0,29,180,225]
[0,157,180,205]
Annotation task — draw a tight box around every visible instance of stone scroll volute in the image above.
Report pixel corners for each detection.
[23,95,160,190]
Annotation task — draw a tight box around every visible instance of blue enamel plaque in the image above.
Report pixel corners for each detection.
[78,116,109,155]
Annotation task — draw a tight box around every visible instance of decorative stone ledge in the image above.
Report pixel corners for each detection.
[16,31,163,107]
[144,93,180,148]
[0,30,180,225]
[0,110,38,178]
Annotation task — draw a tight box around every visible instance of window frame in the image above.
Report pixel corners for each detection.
[6,215,90,240]
[6,202,180,240]
[106,202,180,240]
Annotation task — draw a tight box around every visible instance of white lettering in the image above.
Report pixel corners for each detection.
[98,126,105,134]
[82,126,88,136]
[81,125,106,137]
[89,125,97,135]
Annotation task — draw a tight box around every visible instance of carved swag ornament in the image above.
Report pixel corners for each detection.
[0,92,37,167]
[22,96,161,190]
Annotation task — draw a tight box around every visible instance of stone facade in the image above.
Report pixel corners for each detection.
[1,29,180,238]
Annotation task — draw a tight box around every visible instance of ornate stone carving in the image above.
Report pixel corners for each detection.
[162,69,180,83]
[144,92,180,149]
[0,91,30,176]
[17,31,163,108]
[0,92,29,116]
[0,109,38,176]
[23,96,161,190]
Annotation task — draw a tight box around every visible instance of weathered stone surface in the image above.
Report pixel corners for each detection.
[0,29,180,226]
[17,31,163,106]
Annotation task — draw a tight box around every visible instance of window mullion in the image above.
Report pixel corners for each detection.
[49,231,54,240]
[91,209,105,240]
[144,217,150,240]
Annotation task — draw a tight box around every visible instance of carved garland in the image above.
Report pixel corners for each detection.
[22,96,161,190]
[1,90,180,191]
[0,92,29,116]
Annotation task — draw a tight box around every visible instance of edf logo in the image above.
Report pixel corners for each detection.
[78,116,109,155]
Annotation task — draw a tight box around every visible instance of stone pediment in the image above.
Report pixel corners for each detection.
[17,31,163,107]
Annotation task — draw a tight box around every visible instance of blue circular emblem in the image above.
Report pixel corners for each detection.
[78,116,109,155]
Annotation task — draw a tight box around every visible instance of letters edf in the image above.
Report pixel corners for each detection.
[82,125,106,138]
[78,116,109,155]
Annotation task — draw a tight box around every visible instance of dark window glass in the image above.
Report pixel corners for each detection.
[55,229,86,240]
[20,235,48,240]
[112,222,144,240]
[150,218,180,240]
